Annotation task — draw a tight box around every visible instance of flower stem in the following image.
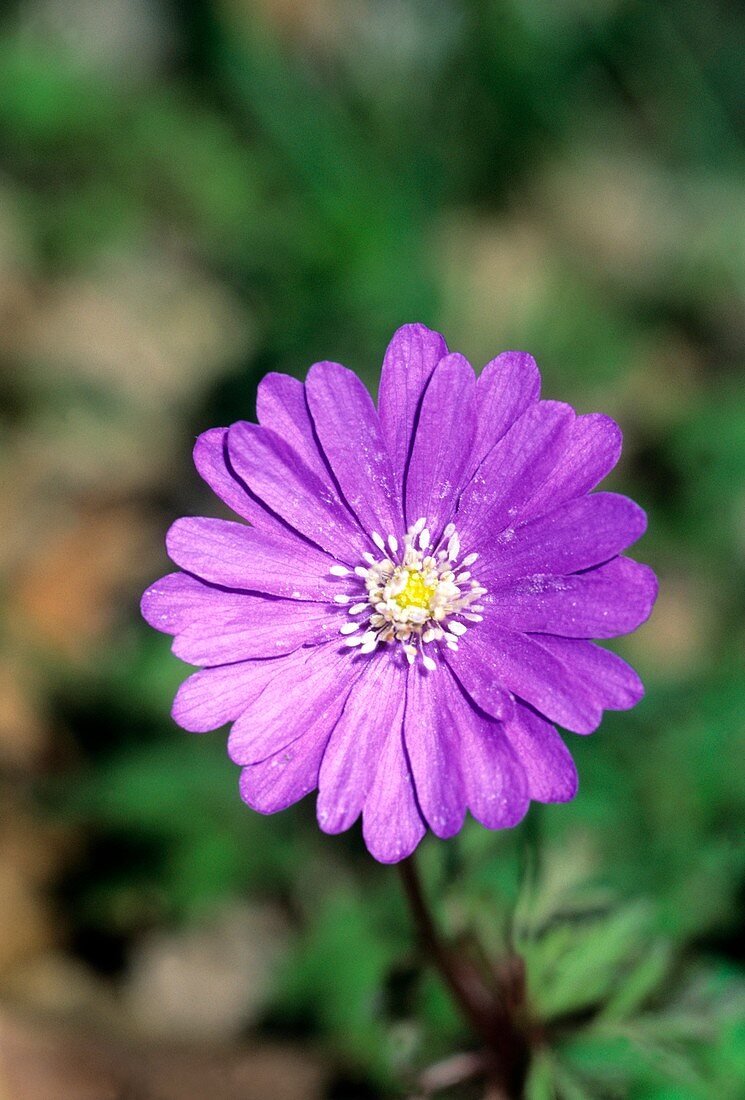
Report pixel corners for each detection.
[398,855,490,1040]
[397,854,529,1098]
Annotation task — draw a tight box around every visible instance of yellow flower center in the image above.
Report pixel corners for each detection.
[333,518,486,667]
[393,569,436,612]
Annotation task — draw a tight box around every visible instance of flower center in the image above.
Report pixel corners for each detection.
[392,570,436,612]
[331,518,486,669]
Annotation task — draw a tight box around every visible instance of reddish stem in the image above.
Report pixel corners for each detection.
[397,855,530,1098]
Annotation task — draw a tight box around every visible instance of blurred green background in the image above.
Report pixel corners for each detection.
[0,1,743,1097]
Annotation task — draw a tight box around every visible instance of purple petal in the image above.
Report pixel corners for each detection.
[306,361,402,541]
[255,373,331,481]
[444,674,529,828]
[317,658,407,835]
[469,351,541,476]
[452,622,602,734]
[521,413,622,521]
[240,707,341,815]
[377,323,448,489]
[142,573,341,660]
[227,423,366,560]
[484,557,659,638]
[480,493,648,586]
[532,636,644,711]
[173,599,344,665]
[227,642,362,765]
[193,428,288,536]
[404,353,476,532]
[362,720,426,865]
[141,572,209,635]
[166,517,339,600]
[456,401,574,548]
[171,654,291,732]
[404,664,466,839]
[443,630,516,723]
[503,703,577,803]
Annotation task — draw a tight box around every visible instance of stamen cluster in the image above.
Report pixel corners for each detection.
[330,519,486,669]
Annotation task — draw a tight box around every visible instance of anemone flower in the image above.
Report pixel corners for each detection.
[142,324,656,863]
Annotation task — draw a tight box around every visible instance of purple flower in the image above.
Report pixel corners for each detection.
[142,324,656,863]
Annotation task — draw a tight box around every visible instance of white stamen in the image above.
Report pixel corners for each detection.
[337,518,485,668]
[329,564,349,577]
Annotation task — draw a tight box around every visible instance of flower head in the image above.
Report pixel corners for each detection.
[142,325,657,863]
